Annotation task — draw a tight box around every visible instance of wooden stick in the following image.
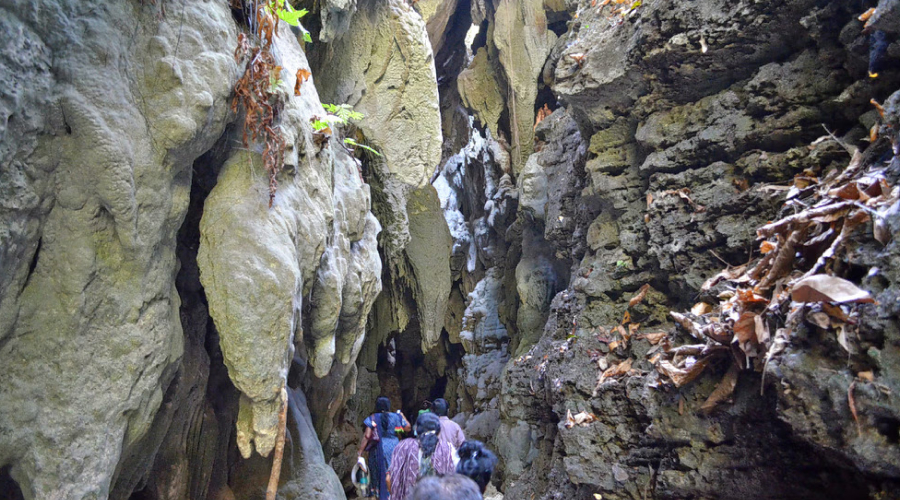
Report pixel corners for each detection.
[266,386,289,500]
[757,201,853,238]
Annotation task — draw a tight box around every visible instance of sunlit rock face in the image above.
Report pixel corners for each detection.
[197,22,381,461]
[308,0,452,359]
[0,1,236,497]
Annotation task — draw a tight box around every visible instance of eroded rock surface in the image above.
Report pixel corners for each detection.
[0,1,236,497]
[198,23,381,461]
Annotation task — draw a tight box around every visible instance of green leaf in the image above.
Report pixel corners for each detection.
[344,137,382,156]
[274,2,308,26]
[312,119,331,132]
[303,30,312,43]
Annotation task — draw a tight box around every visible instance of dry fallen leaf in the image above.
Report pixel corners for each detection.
[657,358,709,387]
[874,215,891,245]
[828,183,861,200]
[691,302,713,316]
[701,364,740,413]
[646,192,654,208]
[602,358,632,381]
[754,314,770,344]
[733,312,758,345]
[792,275,874,304]
[565,410,598,428]
[858,371,875,382]
[639,332,667,344]
[822,302,850,323]
[760,240,777,254]
[806,311,831,329]
[629,284,651,308]
[294,68,311,96]
[837,324,854,353]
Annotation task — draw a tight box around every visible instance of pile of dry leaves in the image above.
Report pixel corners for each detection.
[651,141,898,412]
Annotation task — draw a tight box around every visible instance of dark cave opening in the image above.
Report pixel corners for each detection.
[0,466,24,500]
[125,129,242,500]
[373,327,467,423]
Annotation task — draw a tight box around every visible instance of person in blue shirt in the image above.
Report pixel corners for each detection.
[357,396,411,499]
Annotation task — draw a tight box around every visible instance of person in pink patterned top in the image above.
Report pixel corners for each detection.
[387,412,454,500]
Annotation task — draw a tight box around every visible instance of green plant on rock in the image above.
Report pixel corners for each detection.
[269,0,312,43]
[311,103,382,157]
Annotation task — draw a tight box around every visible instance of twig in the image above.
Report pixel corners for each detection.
[822,124,856,156]
[848,381,861,437]
[759,225,807,289]
[266,386,289,500]
[709,249,731,267]
[757,201,854,238]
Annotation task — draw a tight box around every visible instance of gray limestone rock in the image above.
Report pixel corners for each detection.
[198,23,381,459]
[0,1,236,497]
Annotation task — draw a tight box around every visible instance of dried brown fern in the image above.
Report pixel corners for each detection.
[232,2,288,207]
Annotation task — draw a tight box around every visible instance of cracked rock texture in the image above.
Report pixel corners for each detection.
[487,0,900,498]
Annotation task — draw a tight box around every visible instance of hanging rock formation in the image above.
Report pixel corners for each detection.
[309,0,452,356]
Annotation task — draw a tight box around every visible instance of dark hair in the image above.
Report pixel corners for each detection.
[375,396,391,438]
[456,440,497,493]
[431,398,449,417]
[416,412,442,459]
[410,474,482,500]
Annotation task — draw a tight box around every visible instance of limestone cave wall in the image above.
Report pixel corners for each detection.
[1,0,900,499]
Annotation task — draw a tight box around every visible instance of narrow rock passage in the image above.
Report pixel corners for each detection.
[1,0,899,499]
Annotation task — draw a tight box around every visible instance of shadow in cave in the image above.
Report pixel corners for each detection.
[375,326,467,420]
[0,466,24,500]
[123,128,243,500]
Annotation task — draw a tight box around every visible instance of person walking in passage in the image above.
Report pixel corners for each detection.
[430,398,465,452]
[456,440,497,494]
[410,474,483,500]
[357,396,411,500]
[388,412,455,500]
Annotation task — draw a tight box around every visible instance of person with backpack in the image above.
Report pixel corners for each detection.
[387,412,455,500]
[358,396,411,500]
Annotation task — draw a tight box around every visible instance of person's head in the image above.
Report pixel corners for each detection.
[431,398,449,417]
[375,396,391,413]
[456,440,497,494]
[410,474,482,500]
[415,412,442,458]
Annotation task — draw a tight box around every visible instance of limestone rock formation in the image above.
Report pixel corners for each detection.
[490,0,900,498]
[198,23,381,460]
[0,1,237,497]
[309,0,452,357]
